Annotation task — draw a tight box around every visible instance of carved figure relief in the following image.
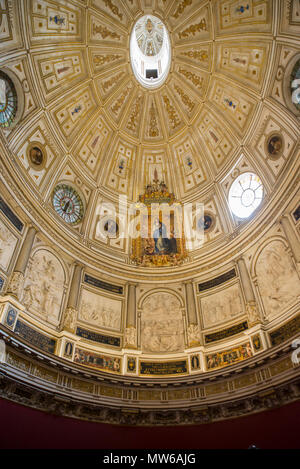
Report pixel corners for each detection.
[256,240,300,319]
[141,292,184,352]
[0,219,17,271]
[22,249,65,326]
[200,283,244,328]
[79,288,122,331]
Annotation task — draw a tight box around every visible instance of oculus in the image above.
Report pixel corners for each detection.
[0,71,17,128]
[52,183,84,225]
[130,15,171,89]
[228,172,264,219]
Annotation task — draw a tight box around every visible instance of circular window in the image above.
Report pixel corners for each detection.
[130,15,171,89]
[52,184,84,225]
[0,71,17,128]
[290,58,300,112]
[228,172,264,219]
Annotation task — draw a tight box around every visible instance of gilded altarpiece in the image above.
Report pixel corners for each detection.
[131,178,187,267]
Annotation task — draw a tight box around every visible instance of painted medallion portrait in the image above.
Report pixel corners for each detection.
[267,134,283,159]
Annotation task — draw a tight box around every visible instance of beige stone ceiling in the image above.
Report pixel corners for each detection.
[1,0,299,270]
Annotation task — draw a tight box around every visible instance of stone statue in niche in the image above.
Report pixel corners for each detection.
[0,219,17,271]
[141,292,184,353]
[201,283,243,328]
[256,240,300,319]
[22,249,65,326]
[187,324,201,346]
[79,288,121,331]
[124,327,136,347]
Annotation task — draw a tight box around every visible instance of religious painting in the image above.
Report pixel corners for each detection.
[190,354,201,371]
[127,357,136,373]
[131,173,187,267]
[63,340,74,359]
[205,342,253,371]
[74,347,121,373]
[251,334,262,353]
[4,306,18,329]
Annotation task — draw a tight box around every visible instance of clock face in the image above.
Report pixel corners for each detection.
[52,184,84,225]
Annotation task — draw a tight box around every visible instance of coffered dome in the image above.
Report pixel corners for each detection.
[0,0,299,428]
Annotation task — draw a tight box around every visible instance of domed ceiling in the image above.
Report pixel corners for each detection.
[0,0,299,426]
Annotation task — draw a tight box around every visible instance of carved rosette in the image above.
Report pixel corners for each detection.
[124,327,137,348]
[7,271,24,299]
[187,324,201,346]
[246,302,261,327]
[63,307,77,333]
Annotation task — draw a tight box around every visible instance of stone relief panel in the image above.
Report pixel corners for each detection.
[51,85,97,145]
[29,0,84,44]
[200,283,244,329]
[143,95,164,143]
[91,0,131,29]
[15,118,60,189]
[173,4,211,44]
[0,218,18,272]
[159,89,185,138]
[76,115,110,178]
[89,11,127,47]
[0,0,23,52]
[89,48,127,77]
[32,49,87,102]
[101,137,136,199]
[209,78,257,137]
[140,292,185,353]
[174,43,212,72]
[171,134,207,196]
[215,0,272,36]
[255,240,300,319]
[22,249,66,326]
[279,0,300,36]
[196,107,237,170]
[173,63,209,101]
[251,109,297,179]
[215,42,271,91]
[78,288,122,331]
